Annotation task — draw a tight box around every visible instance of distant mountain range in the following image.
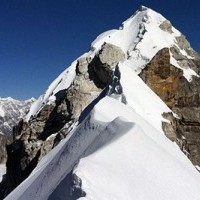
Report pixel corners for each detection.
[0,97,34,162]
[0,97,35,135]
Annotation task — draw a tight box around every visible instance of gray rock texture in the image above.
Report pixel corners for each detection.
[159,20,173,33]
[90,43,125,85]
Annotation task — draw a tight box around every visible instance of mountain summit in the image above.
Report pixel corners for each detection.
[2,6,200,200]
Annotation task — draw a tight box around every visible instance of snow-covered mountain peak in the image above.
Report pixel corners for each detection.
[3,7,200,199]
[123,5,166,27]
[91,6,198,81]
[91,6,178,52]
[26,6,199,122]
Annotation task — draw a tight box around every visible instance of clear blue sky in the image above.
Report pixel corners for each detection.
[1,0,200,100]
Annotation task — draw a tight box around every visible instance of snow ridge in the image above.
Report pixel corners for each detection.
[6,96,200,200]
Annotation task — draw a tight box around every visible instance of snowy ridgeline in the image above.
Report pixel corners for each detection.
[5,96,200,200]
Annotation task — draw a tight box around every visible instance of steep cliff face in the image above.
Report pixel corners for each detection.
[4,43,125,195]
[140,48,183,108]
[140,45,200,165]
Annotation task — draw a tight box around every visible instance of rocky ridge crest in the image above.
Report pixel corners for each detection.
[3,43,125,196]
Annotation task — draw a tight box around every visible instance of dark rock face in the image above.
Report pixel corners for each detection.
[0,135,12,164]
[2,43,125,197]
[49,172,86,200]
[140,47,200,166]
[92,43,125,85]
[89,43,125,88]
[140,48,183,108]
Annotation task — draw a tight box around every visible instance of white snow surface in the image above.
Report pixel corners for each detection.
[7,6,200,200]
[76,97,200,200]
[0,164,6,182]
[0,106,5,117]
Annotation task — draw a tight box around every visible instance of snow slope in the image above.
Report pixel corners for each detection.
[119,62,171,132]
[75,97,200,200]
[0,164,6,182]
[5,96,200,200]
[0,105,5,117]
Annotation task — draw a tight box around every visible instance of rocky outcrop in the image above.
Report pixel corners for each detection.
[0,135,12,164]
[140,48,183,108]
[89,43,125,87]
[49,172,86,200]
[2,43,125,197]
[159,20,173,33]
[140,47,200,166]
